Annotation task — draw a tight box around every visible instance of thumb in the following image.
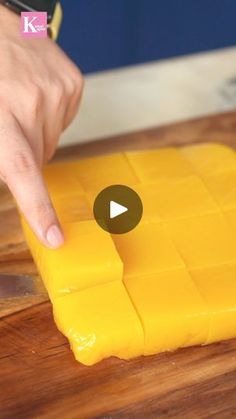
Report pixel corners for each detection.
[0,120,64,249]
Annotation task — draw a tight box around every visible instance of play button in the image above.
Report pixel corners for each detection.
[93,185,143,234]
[110,201,128,219]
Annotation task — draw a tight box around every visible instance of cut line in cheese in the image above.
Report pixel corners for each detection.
[21,143,236,365]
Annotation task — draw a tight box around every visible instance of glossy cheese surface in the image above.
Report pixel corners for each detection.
[21,143,236,365]
[112,223,185,278]
[190,264,236,343]
[166,213,236,269]
[125,270,208,355]
[133,176,218,220]
[53,281,144,366]
[22,220,123,299]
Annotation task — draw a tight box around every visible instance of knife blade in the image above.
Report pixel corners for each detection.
[0,274,47,299]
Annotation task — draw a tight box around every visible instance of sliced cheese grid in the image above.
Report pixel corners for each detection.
[112,222,185,278]
[22,219,123,300]
[124,269,209,355]
[125,147,195,183]
[131,176,219,221]
[68,153,139,194]
[21,144,236,365]
[53,281,144,366]
[190,264,236,344]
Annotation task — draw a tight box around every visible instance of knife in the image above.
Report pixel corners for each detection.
[0,274,47,299]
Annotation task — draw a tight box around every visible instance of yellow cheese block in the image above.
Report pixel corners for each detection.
[166,213,236,269]
[204,171,236,211]
[21,143,236,365]
[180,143,236,177]
[190,264,236,344]
[129,183,162,222]
[133,176,218,221]
[125,270,208,355]
[112,222,185,278]
[22,219,123,299]
[43,161,84,196]
[53,281,144,365]
[70,153,138,194]
[224,209,236,233]
[125,147,194,182]
[51,193,92,223]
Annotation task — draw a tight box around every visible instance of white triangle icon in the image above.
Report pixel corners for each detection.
[110,200,128,219]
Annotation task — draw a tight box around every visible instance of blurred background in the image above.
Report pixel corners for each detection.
[59,0,236,74]
[59,0,236,145]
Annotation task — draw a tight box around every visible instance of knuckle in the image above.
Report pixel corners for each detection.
[44,140,57,163]
[10,150,36,176]
[33,200,55,221]
[52,80,65,105]
[73,68,84,92]
[64,78,75,96]
[66,68,84,97]
[29,84,42,104]
[27,84,43,120]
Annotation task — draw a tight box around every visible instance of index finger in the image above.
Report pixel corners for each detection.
[0,117,64,248]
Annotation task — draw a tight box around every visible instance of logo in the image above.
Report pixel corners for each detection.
[20,12,47,38]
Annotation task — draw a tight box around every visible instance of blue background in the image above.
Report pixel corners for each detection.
[58,0,236,74]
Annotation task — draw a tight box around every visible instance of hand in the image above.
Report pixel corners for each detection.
[0,6,83,248]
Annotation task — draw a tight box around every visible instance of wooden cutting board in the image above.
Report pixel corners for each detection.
[1,111,236,419]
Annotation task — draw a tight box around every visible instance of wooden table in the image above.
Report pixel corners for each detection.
[1,111,236,418]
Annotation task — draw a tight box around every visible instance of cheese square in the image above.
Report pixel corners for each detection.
[73,153,138,194]
[191,264,236,343]
[22,220,123,299]
[125,148,194,183]
[51,193,93,223]
[53,281,144,365]
[133,176,218,221]
[43,161,84,196]
[129,184,162,222]
[180,143,236,177]
[166,213,236,269]
[204,171,236,210]
[125,269,208,355]
[112,222,185,278]
[224,209,236,233]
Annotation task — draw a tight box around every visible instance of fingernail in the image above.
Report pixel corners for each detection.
[46,224,64,249]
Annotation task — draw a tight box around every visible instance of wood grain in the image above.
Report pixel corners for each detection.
[1,111,236,418]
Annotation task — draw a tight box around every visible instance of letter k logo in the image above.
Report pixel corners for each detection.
[20,12,47,38]
[23,16,37,33]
